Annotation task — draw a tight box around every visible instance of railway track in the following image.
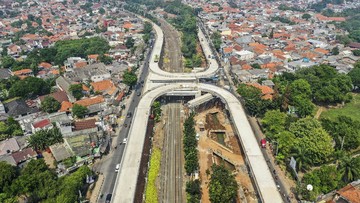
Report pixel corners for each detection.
[161,103,183,203]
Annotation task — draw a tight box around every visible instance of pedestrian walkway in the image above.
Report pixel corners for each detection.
[89,174,104,203]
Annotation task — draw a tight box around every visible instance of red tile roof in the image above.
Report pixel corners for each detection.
[11,148,37,164]
[39,91,69,103]
[33,119,51,129]
[59,101,72,112]
[74,118,97,131]
[91,80,114,92]
[75,96,104,107]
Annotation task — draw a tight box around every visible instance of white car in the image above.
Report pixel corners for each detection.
[115,164,120,173]
[122,138,128,144]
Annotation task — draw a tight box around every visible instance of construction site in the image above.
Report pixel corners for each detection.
[146,94,258,203]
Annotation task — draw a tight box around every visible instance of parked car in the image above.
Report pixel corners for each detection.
[122,138,127,144]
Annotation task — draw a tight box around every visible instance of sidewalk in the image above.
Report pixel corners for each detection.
[89,174,104,203]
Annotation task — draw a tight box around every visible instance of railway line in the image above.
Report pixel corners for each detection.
[159,16,184,203]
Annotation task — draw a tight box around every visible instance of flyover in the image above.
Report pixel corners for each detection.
[111,84,283,203]
[111,16,283,203]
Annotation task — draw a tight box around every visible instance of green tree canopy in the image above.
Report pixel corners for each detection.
[69,84,83,100]
[1,56,15,69]
[122,70,137,86]
[321,116,360,151]
[295,65,352,104]
[125,37,135,49]
[348,62,360,88]
[9,77,51,98]
[338,156,360,182]
[261,110,287,139]
[0,162,17,193]
[71,104,88,118]
[209,164,238,203]
[41,96,61,113]
[289,117,334,165]
[27,127,63,151]
[302,13,311,20]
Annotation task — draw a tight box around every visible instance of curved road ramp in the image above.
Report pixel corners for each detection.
[111,17,283,203]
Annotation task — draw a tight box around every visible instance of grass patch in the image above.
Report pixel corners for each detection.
[145,147,161,203]
[215,132,225,146]
[320,94,360,122]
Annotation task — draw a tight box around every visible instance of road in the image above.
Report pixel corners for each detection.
[161,103,183,203]
[112,10,283,203]
[158,17,184,203]
[158,18,183,73]
[96,37,154,203]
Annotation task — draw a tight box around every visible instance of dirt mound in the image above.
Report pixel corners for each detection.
[205,112,225,130]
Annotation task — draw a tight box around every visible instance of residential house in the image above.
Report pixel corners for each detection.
[64,63,111,83]
[12,69,34,79]
[56,76,76,102]
[235,50,255,60]
[74,96,106,115]
[0,138,20,156]
[31,119,53,133]
[4,99,39,118]
[38,91,69,105]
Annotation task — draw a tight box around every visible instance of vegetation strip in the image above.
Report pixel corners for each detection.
[144,148,161,203]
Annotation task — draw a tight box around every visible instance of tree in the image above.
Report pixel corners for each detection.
[338,156,360,182]
[289,79,312,100]
[277,131,297,162]
[97,54,112,65]
[291,146,312,171]
[71,104,88,118]
[69,84,83,100]
[251,63,261,69]
[348,62,360,88]
[9,77,50,98]
[302,165,341,198]
[292,96,314,118]
[0,162,17,193]
[321,116,360,151]
[332,46,339,55]
[99,8,105,14]
[302,13,311,20]
[289,117,334,165]
[122,70,137,86]
[261,110,287,139]
[237,84,272,117]
[211,31,222,51]
[152,101,162,122]
[352,49,360,56]
[125,37,135,49]
[184,150,199,174]
[41,96,60,113]
[186,180,201,203]
[209,164,238,203]
[27,128,63,150]
[1,56,15,69]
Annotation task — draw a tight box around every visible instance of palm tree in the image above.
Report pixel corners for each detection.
[338,156,360,182]
[291,146,312,172]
